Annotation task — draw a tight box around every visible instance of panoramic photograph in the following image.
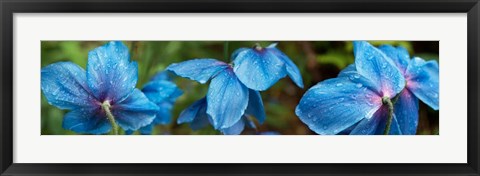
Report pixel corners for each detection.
[41,41,439,135]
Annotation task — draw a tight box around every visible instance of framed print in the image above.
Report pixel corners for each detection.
[1,0,479,175]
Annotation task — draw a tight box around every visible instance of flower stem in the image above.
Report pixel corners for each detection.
[223,41,229,61]
[102,101,118,135]
[382,97,394,135]
[382,90,403,135]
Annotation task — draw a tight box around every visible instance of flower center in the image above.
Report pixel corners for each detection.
[381,96,390,105]
[381,96,395,135]
[101,100,111,109]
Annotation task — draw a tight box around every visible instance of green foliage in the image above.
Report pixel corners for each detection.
[41,41,439,135]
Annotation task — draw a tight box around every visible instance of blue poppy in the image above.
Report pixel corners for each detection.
[167,43,301,131]
[232,43,304,91]
[177,93,263,135]
[376,45,439,134]
[295,41,406,135]
[126,71,183,135]
[41,41,159,134]
[335,45,439,135]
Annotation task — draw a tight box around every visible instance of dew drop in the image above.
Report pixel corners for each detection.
[336,83,343,87]
[356,83,363,88]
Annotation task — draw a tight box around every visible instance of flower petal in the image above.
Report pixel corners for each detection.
[189,110,210,131]
[177,98,210,130]
[379,45,410,74]
[153,102,174,125]
[350,107,385,135]
[138,124,154,135]
[406,57,439,110]
[374,114,402,135]
[295,77,383,135]
[245,89,266,124]
[259,131,280,135]
[62,108,111,134]
[267,44,304,88]
[207,69,249,129]
[353,41,405,98]
[336,122,360,135]
[177,98,206,124]
[338,64,357,77]
[142,77,182,125]
[233,47,287,91]
[337,65,382,95]
[167,59,229,84]
[86,41,138,102]
[41,62,96,110]
[150,71,173,82]
[142,80,183,104]
[230,48,249,61]
[125,130,134,135]
[220,117,246,135]
[390,117,402,135]
[113,89,159,131]
[350,106,403,135]
[393,89,419,135]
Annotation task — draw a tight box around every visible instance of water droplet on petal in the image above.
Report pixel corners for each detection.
[351,95,357,99]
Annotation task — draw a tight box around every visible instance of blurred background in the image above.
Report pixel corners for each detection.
[41,41,439,135]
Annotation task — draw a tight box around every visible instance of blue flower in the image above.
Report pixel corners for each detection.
[167,43,301,133]
[41,41,159,134]
[232,43,304,91]
[335,45,439,135]
[376,45,439,134]
[177,94,263,135]
[127,71,183,135]
[167,54,270,131]
[296,41,406,135]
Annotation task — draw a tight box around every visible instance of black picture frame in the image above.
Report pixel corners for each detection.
[1,0,479,175]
